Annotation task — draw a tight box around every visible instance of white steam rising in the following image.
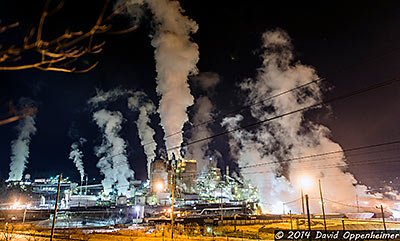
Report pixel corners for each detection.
[93,109,134,196]
[89,87,133,107]
[222,30,368,213]
[69,137,87,184]
[128,91,157,179]
[118,0,199,158]
[8,114,37,181]
[187,72,220,172]
[147,0,199,158]
[89,87,159,181]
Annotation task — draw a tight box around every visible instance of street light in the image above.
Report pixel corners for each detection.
[155,182,164,192]
[299,176,313,190]
[299,175,313,215]
[299,175,313,231]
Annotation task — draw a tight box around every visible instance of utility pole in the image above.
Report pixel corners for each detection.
[220,186,224,221]
[381,205,387,232]
[301,187,305,215]
[50,174,62,241]
[170,159,175,240]
[305,194,311,231]
[22,205,27,224]
[319,180,327,233]
[289,210,293,230]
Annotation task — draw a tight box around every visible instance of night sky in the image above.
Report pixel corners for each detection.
[1,1,400,189]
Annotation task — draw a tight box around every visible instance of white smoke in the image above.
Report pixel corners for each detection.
[69,138,87,185]
[8,114,37,181]
[88,87,133,107]
[222,30,369,214]
[128,91,157,179]
[186,72,220,172]
[93,109,134,196]
[147,0,199,158]
[117,0,199,158]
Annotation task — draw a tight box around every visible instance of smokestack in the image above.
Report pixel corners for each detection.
[128,91,157,180]
[93,109,135,197]
[8,98,37,181]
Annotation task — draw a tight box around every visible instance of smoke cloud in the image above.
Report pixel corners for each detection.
[147,0,199,158]
[222,30,369,213]
[117,0,199,158]
[8,99,37,181]
[93,109,134,196]
[88,87,133,107]
[69,137,87,184]
[128,91,157,179]
[186,72,221,172]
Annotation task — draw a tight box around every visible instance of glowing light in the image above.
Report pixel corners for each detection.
[135,206,140,212]
[167,208,172,213]
[11,201,20,209]
[155,182,164,192]
[299,175,313,190]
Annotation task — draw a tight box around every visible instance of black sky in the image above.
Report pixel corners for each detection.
[0,1,400,189]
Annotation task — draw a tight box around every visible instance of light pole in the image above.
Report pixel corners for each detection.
[305,194,311,231]
[299,175,313,230]
[50,174,62,241]
[301,187,305,215]
[380,205,387,232]
[318,180,327,233]
[220,186,223,221]
[170,161,176,240]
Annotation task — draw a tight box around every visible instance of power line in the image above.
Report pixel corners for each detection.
[155,78,325,143]
[140,46,400,147]
[166,76,400,155]
[239,140,400,170]
[239,156,400,176]
[96,76,400,173]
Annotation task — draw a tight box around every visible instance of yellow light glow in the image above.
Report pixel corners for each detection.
[299,175,313,190]
[155,182,164,192]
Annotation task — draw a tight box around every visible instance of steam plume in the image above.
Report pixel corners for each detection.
[93,109,134,196]
[128,91,157,179]
[147,0,199,158]
[186,72,220,172]
[88,87,133,107]
[69,138,87,184]
[118,0,199,158]
[223,30,368,213]
[8,99,37,181]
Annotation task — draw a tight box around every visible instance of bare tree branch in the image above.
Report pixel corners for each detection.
[0,102,37,126]
[0,0,137,73]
